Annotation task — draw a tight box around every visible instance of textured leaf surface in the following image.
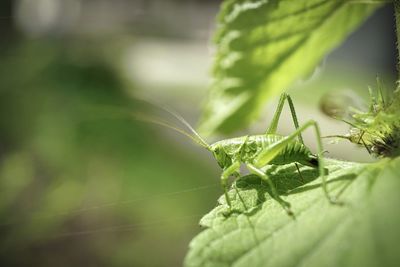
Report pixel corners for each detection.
[199,0,381,134]
[185,158,400,267]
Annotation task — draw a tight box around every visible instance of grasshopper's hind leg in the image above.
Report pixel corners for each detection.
[267,93,304,144]
[258,120,341,207]
[247,164,293,215]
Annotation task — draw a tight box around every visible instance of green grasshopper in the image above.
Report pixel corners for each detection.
[136,93,335,215]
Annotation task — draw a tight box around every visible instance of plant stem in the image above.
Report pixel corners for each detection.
[394,0,400,80]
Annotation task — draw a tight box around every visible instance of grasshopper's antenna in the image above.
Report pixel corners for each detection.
[132,112,211,150]
[134,98,212,151]
[159,106,211,151]
[81,99,212,151]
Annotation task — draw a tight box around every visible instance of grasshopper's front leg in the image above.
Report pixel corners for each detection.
[220,161,241,208]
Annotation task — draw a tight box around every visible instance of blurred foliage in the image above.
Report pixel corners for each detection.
[199,0,382,135]
[0,41,219,267]
[0,1,397,266]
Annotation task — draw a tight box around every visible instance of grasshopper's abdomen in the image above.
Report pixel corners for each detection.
[267,136,317,167]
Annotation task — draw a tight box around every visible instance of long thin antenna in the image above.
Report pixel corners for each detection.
[134,98,211,150]
[82,100,212,151]
[132,112,211,150]
[160,106,211,150]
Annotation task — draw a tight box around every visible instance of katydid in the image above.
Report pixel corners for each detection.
[135,93,337,215]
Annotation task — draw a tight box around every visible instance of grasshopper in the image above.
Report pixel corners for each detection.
[136,93,336,215]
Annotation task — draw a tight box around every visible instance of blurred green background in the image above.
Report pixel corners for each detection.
[0,1,397,266]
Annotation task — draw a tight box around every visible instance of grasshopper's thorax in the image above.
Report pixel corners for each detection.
[210,135,318,169]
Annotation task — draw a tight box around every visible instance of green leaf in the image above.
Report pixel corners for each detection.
[199,0,382,134]
[185,158,400,267]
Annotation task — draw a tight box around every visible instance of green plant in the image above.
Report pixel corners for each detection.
[321,80,400,157]
[185,1,400,266]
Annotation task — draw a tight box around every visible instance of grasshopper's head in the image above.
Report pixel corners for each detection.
[210,143,232,169]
